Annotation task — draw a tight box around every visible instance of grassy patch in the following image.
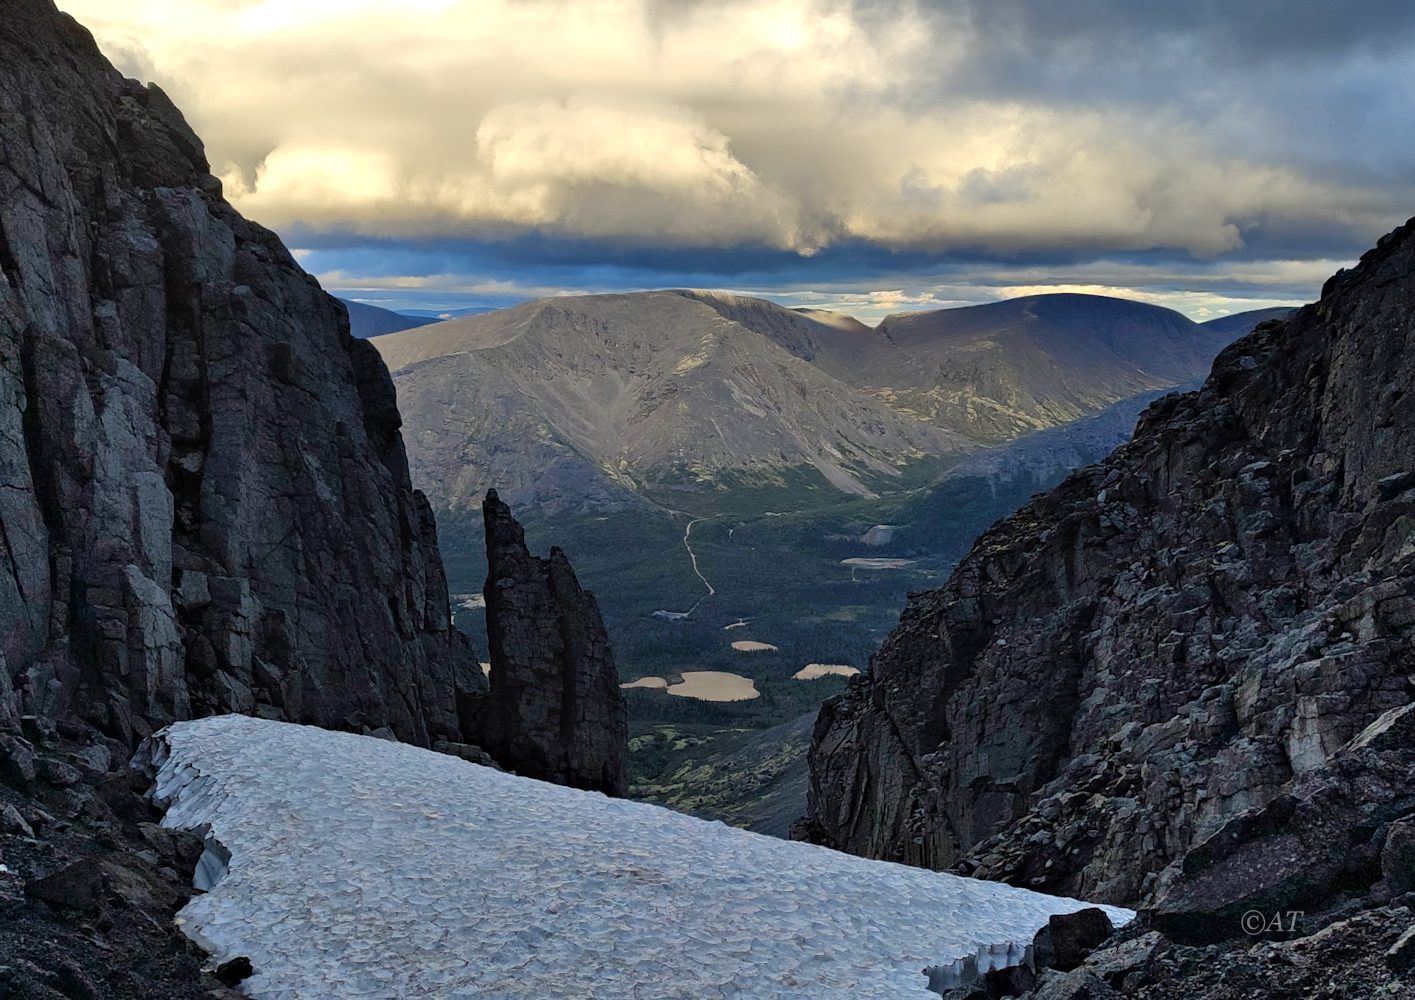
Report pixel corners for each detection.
[627,716,817,835]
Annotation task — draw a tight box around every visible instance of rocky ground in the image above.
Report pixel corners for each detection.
[0,718,241,999]
[806,216,1415,997]
[932,703,1415,997]
[942,895,1414,999]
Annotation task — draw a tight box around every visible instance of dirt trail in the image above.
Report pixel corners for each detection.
[653,516,716,618]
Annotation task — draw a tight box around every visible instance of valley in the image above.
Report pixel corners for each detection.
[383,292,1273,827]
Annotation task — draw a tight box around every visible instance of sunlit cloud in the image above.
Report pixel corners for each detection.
[61,0,1414,254]
[57,0,1415,312]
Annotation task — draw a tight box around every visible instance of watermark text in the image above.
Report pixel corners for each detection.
[1241,910,1304,935]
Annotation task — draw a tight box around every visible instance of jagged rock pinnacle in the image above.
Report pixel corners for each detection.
[473,491,628,796]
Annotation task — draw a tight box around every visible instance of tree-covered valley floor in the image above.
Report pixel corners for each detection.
[440,460,1060,828]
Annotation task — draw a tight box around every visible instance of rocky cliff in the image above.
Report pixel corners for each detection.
[0,0,484,747]
[807,218,1415,916]
[470,491,628,796]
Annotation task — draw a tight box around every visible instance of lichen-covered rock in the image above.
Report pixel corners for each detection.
[807,215,1415,910]
[470,490,628,796]
[0,0,483,746]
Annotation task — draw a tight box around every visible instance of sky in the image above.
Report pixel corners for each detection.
[61,0,1415,323]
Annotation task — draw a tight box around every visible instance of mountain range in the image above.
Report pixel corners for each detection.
[374,289,1243,516]
[1198,305,1298,337]
[860,293,1236,442]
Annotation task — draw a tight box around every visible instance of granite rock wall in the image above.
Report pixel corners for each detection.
[0,0,484,746]
[807,218,1415,910]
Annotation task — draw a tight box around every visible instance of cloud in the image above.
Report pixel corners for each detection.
[55,0,1414,326]
[59,0,1414,261]
[473,97,811,248]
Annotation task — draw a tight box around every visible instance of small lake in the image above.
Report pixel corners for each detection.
[621,671,760,702]
[793,664,859,681]
[621,676,669,691]
[668,671,760,702]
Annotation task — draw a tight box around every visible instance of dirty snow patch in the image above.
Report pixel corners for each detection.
[147,716,1131,999]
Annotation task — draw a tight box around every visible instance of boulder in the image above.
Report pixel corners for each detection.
[24,856,173,914]
[1077,932,1166,991]
[432,741,502,769]
[1383,818,1415,894]
[1033,908,1115,972]
[1029,969,1118,1000]
[1387,924,1415,972]
[0,734,36,787]
[213,957,255,986]
[0,802,33,837]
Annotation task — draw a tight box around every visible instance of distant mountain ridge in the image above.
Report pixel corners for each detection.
[862,294,1238,442]
[1200,305,1300,336]
[375,289,1237,516]
[375,290,969,513]
[338,298,437,338]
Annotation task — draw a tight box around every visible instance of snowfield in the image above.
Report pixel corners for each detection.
[145,716,1131,999]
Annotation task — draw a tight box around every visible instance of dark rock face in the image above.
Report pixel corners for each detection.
[1033,908,1114,973]
[807,217,1415,908]
[1384,816,1415,894]
[0,0,483,746]
[471,491,628,796]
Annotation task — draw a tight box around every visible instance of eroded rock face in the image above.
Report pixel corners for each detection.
[0,0,483,745]
[806,217,1415,908]
[470,491,628,796]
